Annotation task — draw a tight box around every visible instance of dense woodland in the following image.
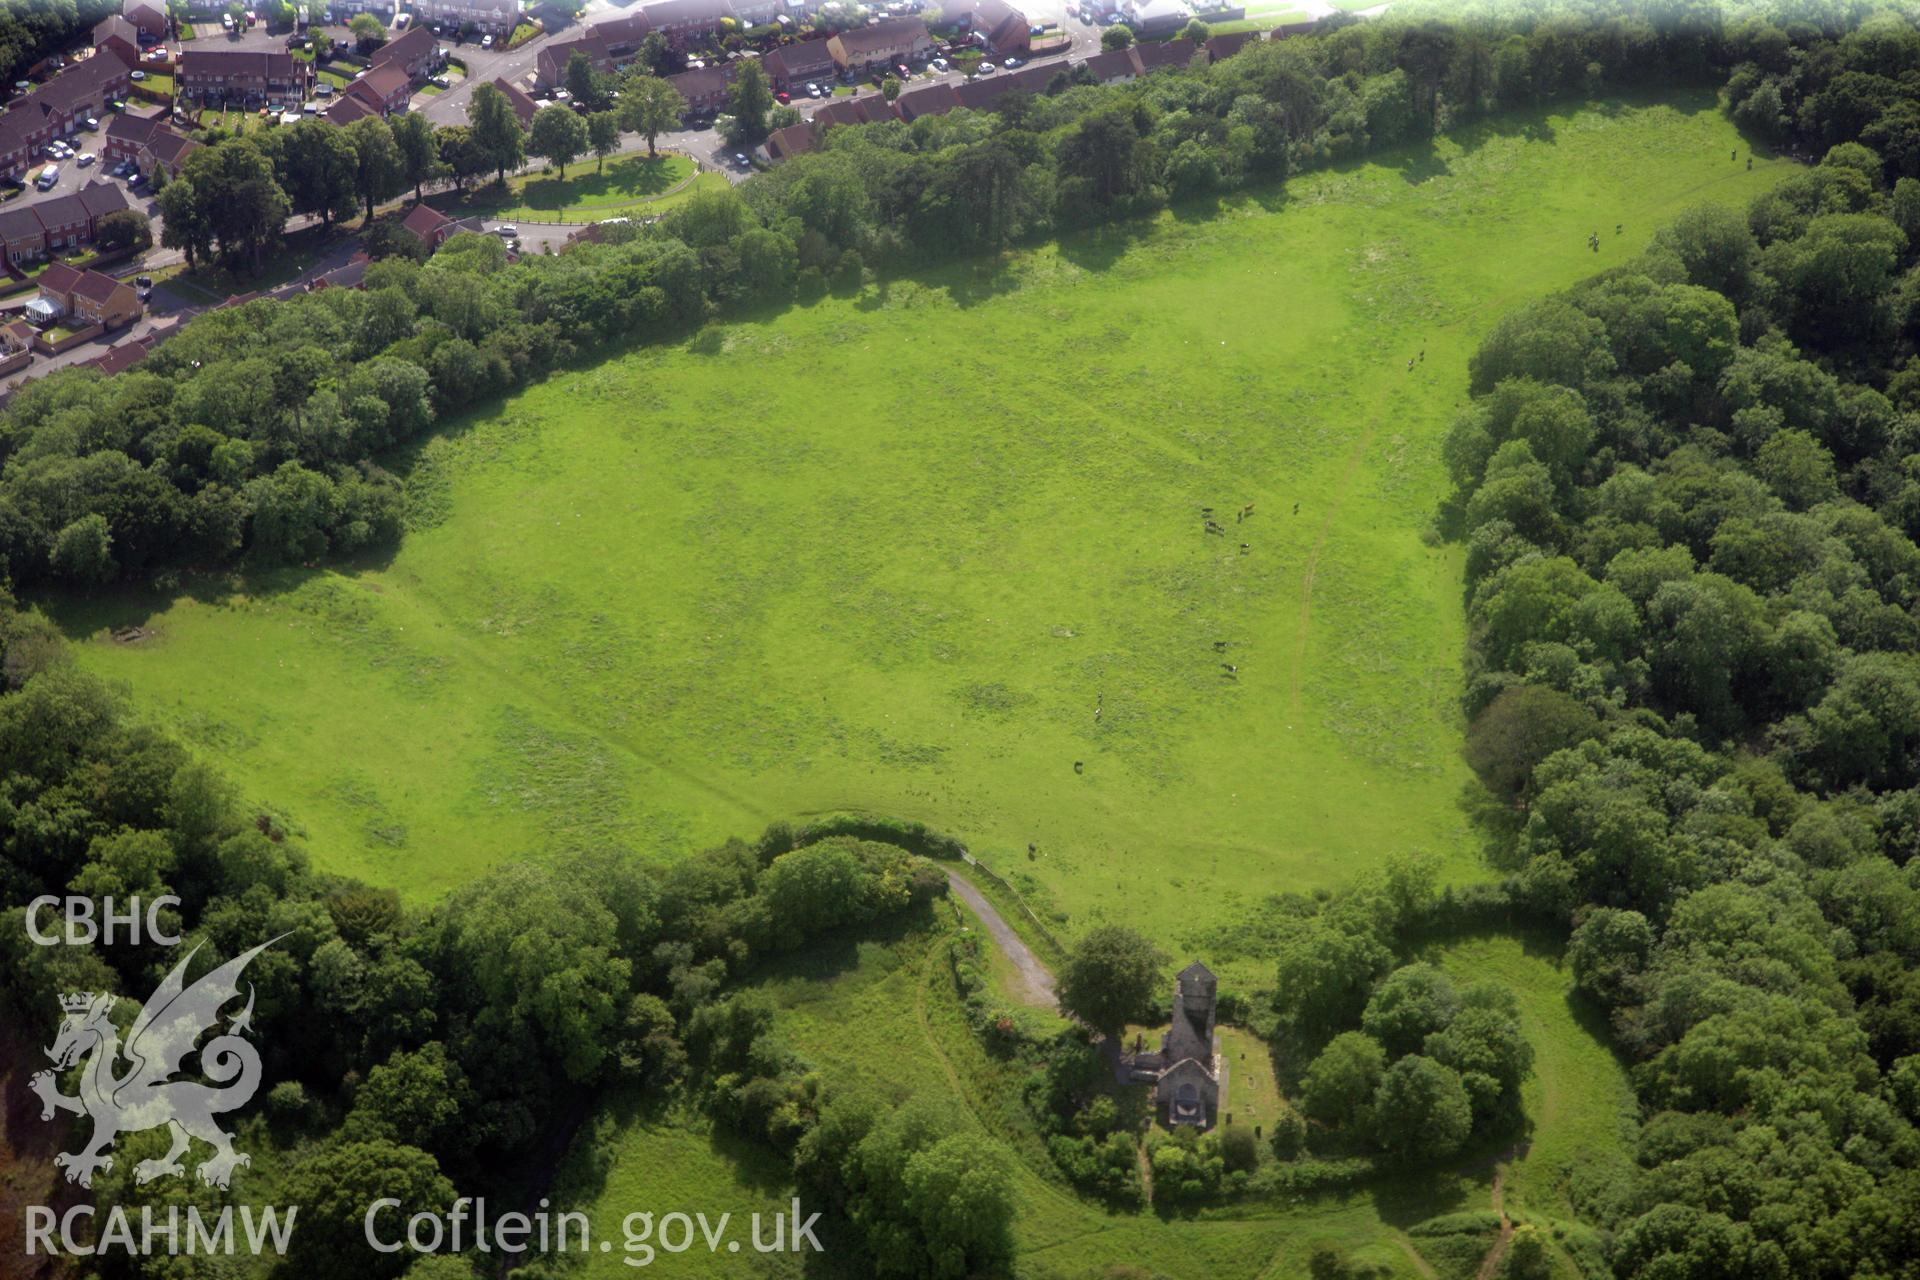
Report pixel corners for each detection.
[5,1,1920,1278]
[1430,132,1920,1280]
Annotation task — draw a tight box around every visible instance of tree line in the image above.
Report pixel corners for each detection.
[3,0,1886,591]
[1434,84,1920,1280]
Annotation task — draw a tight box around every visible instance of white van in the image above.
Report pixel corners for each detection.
[35,164,59,190]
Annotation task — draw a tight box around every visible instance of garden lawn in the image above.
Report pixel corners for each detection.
[55,94,1789,986]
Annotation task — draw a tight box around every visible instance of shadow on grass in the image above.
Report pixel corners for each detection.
[429,153,693,219]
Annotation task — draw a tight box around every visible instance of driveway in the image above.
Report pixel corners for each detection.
[945,868,1057,1009]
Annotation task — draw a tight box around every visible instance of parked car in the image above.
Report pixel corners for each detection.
[76,152,96,167]
[494,224,518,238]
[35,165,58,191]
[1003,56,1024,68]
[930,56,949,71]
[733,152,749,168]
[978,61,996,73]
[896,62,910,77]
[82,116,99,131]
[481,34,494,48]
[805,82,822,97]
[431,75,450,89]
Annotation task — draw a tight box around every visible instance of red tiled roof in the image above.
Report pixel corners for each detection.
[401,202,453,239]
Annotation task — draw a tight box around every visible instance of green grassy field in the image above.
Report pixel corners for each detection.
[425,152,707,223]
[1429,934,1635,1223]
[52,93,1785,990]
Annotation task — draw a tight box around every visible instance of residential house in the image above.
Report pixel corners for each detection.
[343,62,414,116]
[594,13,658,58]
[761,37,834,90]
[810,93,889,128]
[102,107,202,174]
[409,0,521,34]
[952,61,1052,110]
[92,16,143,70]
[33,193,94,256]
[826,17,931,72]
[764,120,815,162]
[535,33,611,90]
[308,253,372,291]
[665,64,736,115]
[0,181,131,263]
[1123,962,1221,1129]
[1205,30,1255,62]
[0,320,34,377]
[490,76,538,128]
[893,80,961,121]
[399,202,484,249]
[3,53,134,152]
[123,1,170,43]
[324,92,379,125]
[1081,46,1140,83]
[534,13,660,89]
[641,0,737,49]
[177,49,309,104]
[1123,0,1190,36]
[732,0,781,23]
[370,26,439,83]
[0,115,36,181]
[1132,37,1199,72]
[84,334,156,375]
[32,261,141,330]
[0,207,48,265]
[945,0,1032,56]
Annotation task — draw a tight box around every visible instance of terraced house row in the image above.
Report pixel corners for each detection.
[0,181,133,265]
[0,52,133,182]
[766,34,1239,162]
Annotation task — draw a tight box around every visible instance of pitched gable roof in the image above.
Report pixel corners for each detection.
[401,202,453,241]
[39,261,85,296]
[894,81,960,120]
[94,15,139,49]
[76,180,131,220]
[831,16,928,58]
[371,25,435,71]
[491,77,538,128]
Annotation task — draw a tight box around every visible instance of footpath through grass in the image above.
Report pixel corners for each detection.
[55,94,1788,983]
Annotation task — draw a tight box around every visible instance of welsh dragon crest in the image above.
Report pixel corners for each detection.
[31,938,280,1190]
